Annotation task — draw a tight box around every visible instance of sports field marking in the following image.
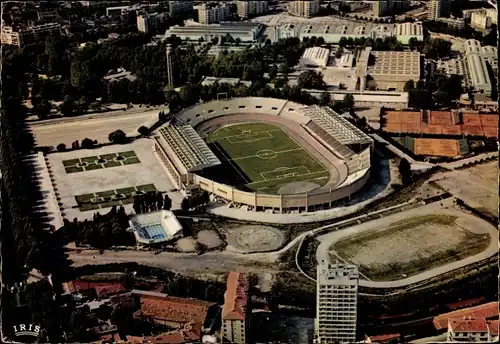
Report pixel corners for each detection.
[210,141,251,184]
[281,129,328,173]
[261,166,311,181]
[249,170,328,186]
[211,129,282,141]
[231,148,303,161]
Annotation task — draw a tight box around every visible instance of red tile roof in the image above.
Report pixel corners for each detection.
[222,272,249,321]
[488,320,499,336]
[133,290,214,325]
[67,280,125,294]
[368,333,401,343]
[433,302,499,330]
[95,284,126,296]
[125,323,201,344]
[449,318,489,332]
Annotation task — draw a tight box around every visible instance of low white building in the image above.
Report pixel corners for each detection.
[300,47,330,68]
[129,210,183,245]
[447,318,494,342]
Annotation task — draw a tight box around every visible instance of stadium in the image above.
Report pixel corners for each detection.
[153,97,373,213]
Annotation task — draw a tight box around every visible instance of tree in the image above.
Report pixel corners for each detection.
[35,99,52,119]
[163,194,172,210]
[343,93,355,110]
[138,126,149,136]
[319,91,331,106]
[181,198,191,211]
[335,46,344,59]
[398,158,412,185]
[404,80,415,93]
[108,130,127,144]
[81,138,95,149]
[56,143,66,152]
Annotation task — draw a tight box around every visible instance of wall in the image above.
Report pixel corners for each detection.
[193,169,370,211]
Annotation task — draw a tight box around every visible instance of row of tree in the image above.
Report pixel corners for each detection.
[180,191,210,212]
[403,72,464,109]
[133,192,172,214]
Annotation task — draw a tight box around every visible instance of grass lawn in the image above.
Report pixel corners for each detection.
[136,184,157,193]
[81,156,99,164]
[63,158,81,167]
[103,160,122,168]
[100,153,119,160]
[122,157,140,165]
[85,163,104,171]
[119,151,137,158]
[96,190,116,198]
[65,166,84,173]
[206,123,328,194]
[117,187,137,195]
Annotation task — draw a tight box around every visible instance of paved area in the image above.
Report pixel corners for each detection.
[46,139,176,221]
[29,109,160,147]
[225,225,286,253]
[316,198,499,288]
[176,238,196,253]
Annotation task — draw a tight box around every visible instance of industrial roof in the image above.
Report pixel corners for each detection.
[368,51,420,77]
[394,22,423,36]
[158,125,221,174]
[302,47,330,62]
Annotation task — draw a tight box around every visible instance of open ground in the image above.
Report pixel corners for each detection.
[317,198,498,287]
[206,123,329,194]
[46,138,182,220]
[431,161,498,217]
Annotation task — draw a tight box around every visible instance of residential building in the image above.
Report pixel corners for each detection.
[314,263,359,344]
[106,5,129,17]
[221,272,250,344]
[1,23,61,47]
[197,3,232,24]
[288,0,320,19]
[136,12,167,33]
[447,318,497,342]
[169,0,194,17]
[470,8,498,30]
[464,39,493,95]
[165,22,265,43]
[372,0,394,17]
[437,17,466,29]
[428,0,451,20]
[236,1,268,19]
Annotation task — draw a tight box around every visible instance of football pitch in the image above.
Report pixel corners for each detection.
[206,123,329,194]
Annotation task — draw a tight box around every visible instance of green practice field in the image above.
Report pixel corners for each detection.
[206,123,329,194]
[74,183,157,211]
[62,151,140,173]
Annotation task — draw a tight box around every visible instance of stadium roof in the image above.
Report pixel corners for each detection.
[158,125,221,174]
[303,105,373,146]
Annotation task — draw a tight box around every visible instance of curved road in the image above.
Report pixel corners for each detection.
[315,203,499,289]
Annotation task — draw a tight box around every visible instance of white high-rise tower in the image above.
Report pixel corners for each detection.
[314,262,359,344]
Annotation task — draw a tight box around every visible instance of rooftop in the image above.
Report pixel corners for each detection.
[449,318,489,333]
[132,290,215,325]
[368,51,420,77]
[222,272,249,321]
[433,302,499,330]
[129,210,183,244]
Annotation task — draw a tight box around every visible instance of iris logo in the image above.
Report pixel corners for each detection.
[13,324,41,338]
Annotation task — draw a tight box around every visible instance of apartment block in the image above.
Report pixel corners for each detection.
[221,272,250,344]
[314,263,359,344]
[197,3,232,24]
[169,0,194,17]
[236,1,268,19]
[372,0,394,17]
[428,0,451,20]
[1,23,61,47]
[136,12,167,33]
[288,0,320,19]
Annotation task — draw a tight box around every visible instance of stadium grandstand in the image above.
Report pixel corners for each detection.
[153,97,374,213]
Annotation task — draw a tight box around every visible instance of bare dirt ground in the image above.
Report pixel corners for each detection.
[225,225,286,253]
[432,162,498,217]
[319,199,497,283]
[196,230,222,249]
[176,238,196,252]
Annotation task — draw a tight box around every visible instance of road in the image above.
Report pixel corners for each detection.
[29,107,165,147]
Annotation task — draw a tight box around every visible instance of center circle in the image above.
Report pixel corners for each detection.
[256,149,277,159]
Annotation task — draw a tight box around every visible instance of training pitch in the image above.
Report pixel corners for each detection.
[330,212,491,281]
[62,151,140,173]
[206,123,329,194]
[75,183,157,211]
